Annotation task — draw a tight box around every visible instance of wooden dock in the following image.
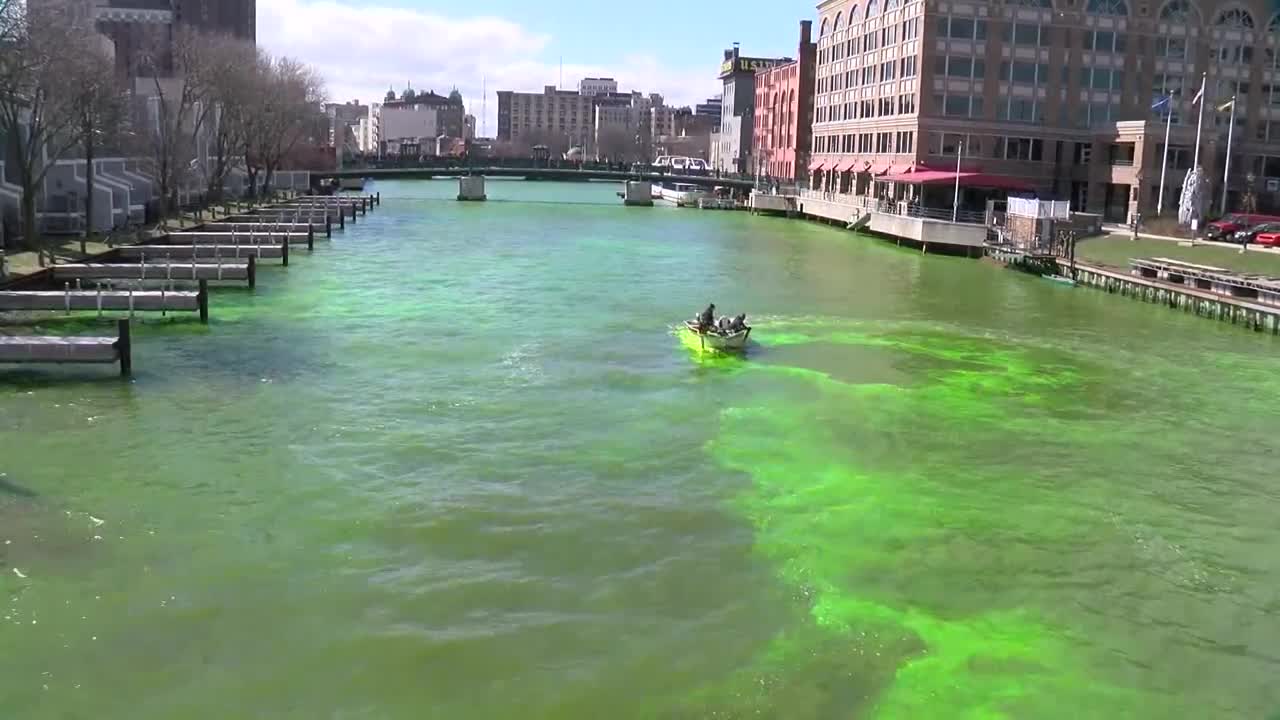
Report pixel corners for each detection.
[53,258,255,288]
[0,319,132,375]
[0,281,209,322]
[1069,261,1280,333]
[116,244,287,265]
[200,221,326,238]
[164,231,311,251]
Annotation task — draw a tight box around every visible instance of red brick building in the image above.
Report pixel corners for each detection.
[752,20,817,183]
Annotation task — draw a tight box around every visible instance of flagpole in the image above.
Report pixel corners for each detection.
[1192,73,1206,172]
[952,140,963,223]
[1158,100,1172,216]
[1221,94,1236,215]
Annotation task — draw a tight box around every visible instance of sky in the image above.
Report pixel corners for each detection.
[257,0,814,136]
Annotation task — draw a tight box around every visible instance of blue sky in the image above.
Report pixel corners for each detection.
[260,0,814,133]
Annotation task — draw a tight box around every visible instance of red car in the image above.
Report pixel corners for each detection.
[1252,230,1280,247]
[1206,213,1280,240]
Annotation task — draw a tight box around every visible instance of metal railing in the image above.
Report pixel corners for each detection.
[796,190,986,225]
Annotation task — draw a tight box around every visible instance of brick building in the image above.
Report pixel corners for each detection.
[809,0,1280,222]
[753,20,817,182]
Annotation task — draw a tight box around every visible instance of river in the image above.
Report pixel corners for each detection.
[2,180,1278,719]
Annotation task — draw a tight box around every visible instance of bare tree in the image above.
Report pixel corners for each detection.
[595,125,640,164]
[194,33,256,204]
[133,26,212,225]
[242,53,326,198]
[67,38,127,252]
[0,1,102,262]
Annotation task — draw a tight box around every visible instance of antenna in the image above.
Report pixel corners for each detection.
[482,75,487,137]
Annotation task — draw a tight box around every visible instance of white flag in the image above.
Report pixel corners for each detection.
[1192,86,1204,106]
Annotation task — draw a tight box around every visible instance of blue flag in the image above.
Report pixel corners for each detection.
[1151,95,1171,111]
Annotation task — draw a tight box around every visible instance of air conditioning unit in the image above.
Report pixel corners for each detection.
[1266,179,1279,193]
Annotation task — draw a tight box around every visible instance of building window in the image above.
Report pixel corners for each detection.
[937,17,987,41]
[1080,67,1120,91]
[1087,102,1113,127]
[1213,6,1255,29]
[898,94,916,114]
[995,137,1044,161]
[1003,22,1048,47]
[1002,61,1048,85]
[935,56,985,80]
[998,96,1043,123]
[937,94,983,118]
[900,56,917,78]
[1156,37,1187,60]
[1086,30,1127,54]
[1159,0,1196,23]
[1086,0,1129,16]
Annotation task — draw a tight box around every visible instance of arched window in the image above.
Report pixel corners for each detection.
[850,4,860,22]
[1086,0,1128,16]
[1214,6,1254,29]
[1158,0,1195,22]
[833,11,843,31]
[866,0,878,17]
[819,17,828,36]
[884,0,900,10]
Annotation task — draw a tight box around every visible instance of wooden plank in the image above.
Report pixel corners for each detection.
[53,262,250,282]
[164,231,308,244]
[0,334,119,363]
[0,290,200,312]
[118,245,284,260]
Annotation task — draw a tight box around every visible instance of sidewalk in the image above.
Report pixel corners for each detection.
[1098,223,1280,255]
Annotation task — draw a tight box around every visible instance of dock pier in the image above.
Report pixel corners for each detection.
[1069,260,1280,334]
[3,193,384,377]
[52,257,256,289]
[0,319,133,375]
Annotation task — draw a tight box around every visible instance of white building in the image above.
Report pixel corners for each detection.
[357,103,380,155]
[578,77,618,97]
[464,114,476,141]
[379,103,439,147]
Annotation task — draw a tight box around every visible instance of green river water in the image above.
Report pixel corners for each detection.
[2,180,1279,719]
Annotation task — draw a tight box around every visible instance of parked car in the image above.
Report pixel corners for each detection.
[1206,213,1280,240]
[1231,222,1280,244]
[1251,229,1280,247]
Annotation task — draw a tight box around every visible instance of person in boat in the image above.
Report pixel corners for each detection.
[696,303,715,331]
[716,315,735,334]
[729,313,747,332]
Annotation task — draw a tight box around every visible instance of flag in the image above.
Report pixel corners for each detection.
[1192,85,1204,106]
[1217,98,1236,112]
[1151,96,1171,111]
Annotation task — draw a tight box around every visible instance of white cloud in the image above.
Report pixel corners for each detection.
[257,0,721,135]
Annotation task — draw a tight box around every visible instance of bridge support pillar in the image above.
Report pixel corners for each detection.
[457,176,487,201]
[623,181,653,207]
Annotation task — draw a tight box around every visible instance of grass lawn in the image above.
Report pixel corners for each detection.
[1077,234,1280,277]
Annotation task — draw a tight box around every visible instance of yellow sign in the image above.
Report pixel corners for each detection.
[719,57,786,77]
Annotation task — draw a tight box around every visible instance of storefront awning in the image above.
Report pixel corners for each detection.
[834,158,858,173]
[808,158,828,172]
[869,163,891,176]
[877,170,1037,191]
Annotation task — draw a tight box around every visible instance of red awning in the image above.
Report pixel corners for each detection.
[809,158,827,172]
[869,163,891,176]
[877,170,1036,191]
[886,163,914,176]
[826,158,848,173]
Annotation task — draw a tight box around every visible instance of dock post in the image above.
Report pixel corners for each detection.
[307,226,315,251]
[376,191,381,206]
[282,236,290,267]
[325,217,332,237]
[116,318,132,377]
[339,210,345,230]
[349,203,357,222]
[248,255,257,289]
[198,279,209,323]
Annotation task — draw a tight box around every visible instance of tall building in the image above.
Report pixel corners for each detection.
[809,0,1280,222]
[715,47,792,173]
[695,96,723,125]
[754,20,817,182]
[497,86,595,152]
[171,0,254,41]
[379,88,466,142]
[579,77,619,96]
[464,114,477,141]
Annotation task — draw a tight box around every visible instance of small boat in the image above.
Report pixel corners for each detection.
[1041,274,1077,286]
[683,320,751,352]
[338,177,367,191]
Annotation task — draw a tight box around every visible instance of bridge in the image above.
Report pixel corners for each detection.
[315,166,757,191]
